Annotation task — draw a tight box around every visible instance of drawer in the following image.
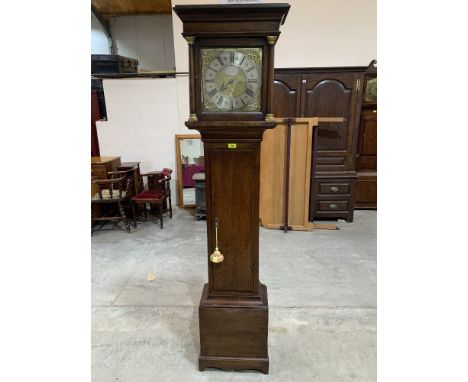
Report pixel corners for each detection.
[317,200,349,212]
[91,166,107,179]
[318,183,350,195]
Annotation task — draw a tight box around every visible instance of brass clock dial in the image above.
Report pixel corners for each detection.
[201,48,262,112]
[365,77,377,103]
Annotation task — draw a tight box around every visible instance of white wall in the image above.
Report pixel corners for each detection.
[110,15,176,71]
[96,78,192,202]
[91,13,111,54]
[172,0,377,71]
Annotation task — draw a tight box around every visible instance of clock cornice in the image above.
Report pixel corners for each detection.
[173,3,290,37]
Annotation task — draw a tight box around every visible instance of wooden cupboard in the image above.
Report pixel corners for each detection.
[91,156,121,179]
[273,64,376,222]
[355,61,377,208]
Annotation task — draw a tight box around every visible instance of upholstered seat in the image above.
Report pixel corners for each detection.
[132,168,173,228]
[132,189,165,201]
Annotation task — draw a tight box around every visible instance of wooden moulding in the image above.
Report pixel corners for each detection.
[174,4,290,37]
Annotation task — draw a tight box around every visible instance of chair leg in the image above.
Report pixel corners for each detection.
[168,196,172,218]
[158,204,163,229]
[131,201,137,228]
[91,207,94,235]
[118,202,131,233]
[144,203,148,219]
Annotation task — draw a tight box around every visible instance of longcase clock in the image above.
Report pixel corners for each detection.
[174,4,290,374]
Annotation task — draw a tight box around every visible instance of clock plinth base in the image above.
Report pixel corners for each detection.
[199,356,269,374]
[198,283,269,374]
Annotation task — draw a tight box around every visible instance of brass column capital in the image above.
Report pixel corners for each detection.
[184,36,195,45]
[266,36,278,45]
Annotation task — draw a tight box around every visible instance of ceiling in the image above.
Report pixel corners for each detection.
[91,0,172,17]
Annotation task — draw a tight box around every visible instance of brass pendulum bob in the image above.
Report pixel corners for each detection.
[209,217,224,263]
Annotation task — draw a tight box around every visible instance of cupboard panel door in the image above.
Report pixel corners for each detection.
[356,111,377,171]
[303,81,351,151]
[302,72,360,173]
[273,73,301,117]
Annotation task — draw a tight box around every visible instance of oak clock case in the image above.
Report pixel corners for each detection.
[174,3,290,375]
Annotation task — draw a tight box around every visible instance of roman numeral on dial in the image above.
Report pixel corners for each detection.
[230,52,234,64]
[207,88,217,97]
[217,96,224,106]
[245,88,255,97]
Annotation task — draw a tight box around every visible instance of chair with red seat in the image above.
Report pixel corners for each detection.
[132,168,173,228]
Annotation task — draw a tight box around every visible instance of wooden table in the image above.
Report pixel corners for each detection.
[91,157,121,223]
[91,156,121,179]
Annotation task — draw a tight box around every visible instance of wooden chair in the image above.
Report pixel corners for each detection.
[132,168,173,228]
[91,173,136,234]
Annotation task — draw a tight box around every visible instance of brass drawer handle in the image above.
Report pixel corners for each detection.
[330,186,339,193]
[328,203,338,209]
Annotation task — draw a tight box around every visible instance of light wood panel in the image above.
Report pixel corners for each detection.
[260,117,343,231]
[288,121,313,228]
[260,118,315,230]
[259,123,286,228]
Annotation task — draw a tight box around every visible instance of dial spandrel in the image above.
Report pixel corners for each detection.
[201,48,262,112]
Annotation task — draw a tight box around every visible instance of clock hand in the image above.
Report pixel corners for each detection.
[220,78,235,92]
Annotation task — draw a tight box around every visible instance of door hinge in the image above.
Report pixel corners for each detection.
[356,79,361,92]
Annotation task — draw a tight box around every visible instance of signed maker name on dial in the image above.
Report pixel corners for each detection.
[201,48,262,112]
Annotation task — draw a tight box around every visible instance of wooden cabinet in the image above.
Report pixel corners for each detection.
[301,71,361,172]
[273,67,366,222]
[273,74,302,117]
[355,61,377,209]
[91,156,121,179]
[312,175,356,220]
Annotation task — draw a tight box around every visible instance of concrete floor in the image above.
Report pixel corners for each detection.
[92,208,376,382]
